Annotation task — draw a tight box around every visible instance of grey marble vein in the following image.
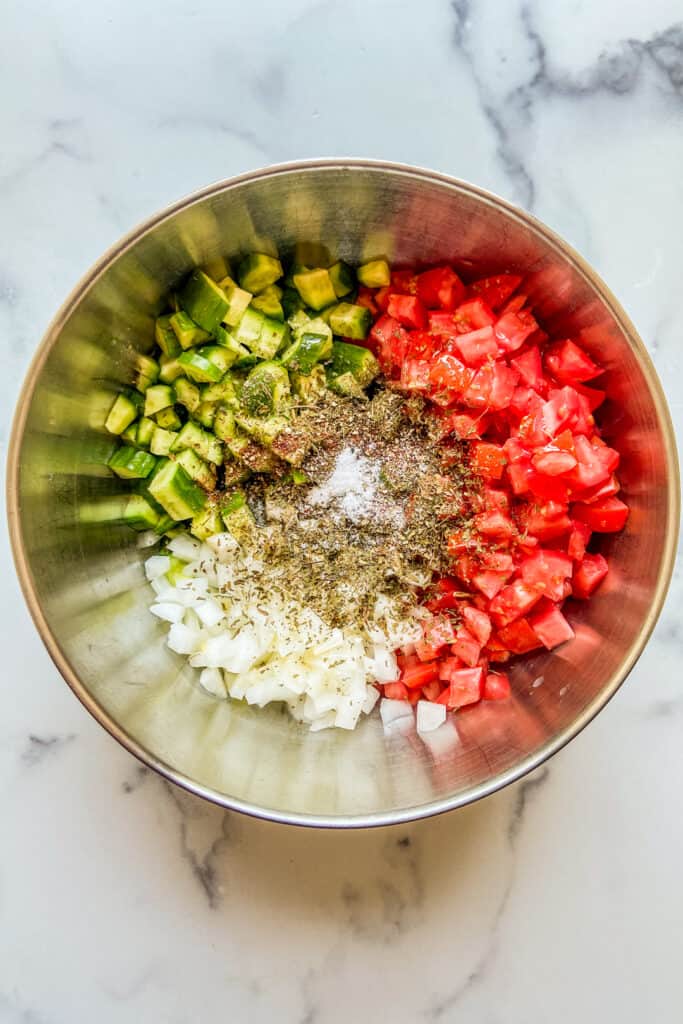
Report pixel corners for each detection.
[21,733,76,766]
[162,781,232,909]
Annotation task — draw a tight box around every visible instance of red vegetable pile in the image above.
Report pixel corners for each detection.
[356,265,628,711]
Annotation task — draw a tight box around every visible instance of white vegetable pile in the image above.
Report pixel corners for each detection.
[145,533,428,732]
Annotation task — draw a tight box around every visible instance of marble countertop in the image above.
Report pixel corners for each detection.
[2,1,682,1020]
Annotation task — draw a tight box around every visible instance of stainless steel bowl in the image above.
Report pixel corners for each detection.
[8,159,679,827]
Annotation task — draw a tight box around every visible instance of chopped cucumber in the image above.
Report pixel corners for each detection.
[238,253,283,294]
[290,468,309,485]
[123,494,165,531]
[169,310,210,350]
[357,259,390,287]
[329,302,372,340]
[136,416,156,448]
[202,377,238,406]
[174,377,201,414]
[149,459,207,521]
[290,364,327,402]
[214,406,236,442]
[179,270,229,333]
[292,268,337,311]
[132,353,160,392]
[329,341,380,387]
[214,326,251,366]
[171,421,223,466]
[190,505,224,542]
[159,354,185,383]
[254,315,289,360]
[108,446,157,480]
[121,421,138,444]
[282,287,305,319]
[155,315,182,357]
[177,349,224,384]
[144,384,175,417]
[105,393,140,435]
[235,413,290,447]
[220,491,257,546]
[281,323,333,374]
[218,277,253,328]
[240,361,291,417]
[175,448,217,492]
[251,284,284,321]
[270,425,312,466]
[194,400,217,430]
[155,406,182,431]
[150,426,178,457]
[329,260,355,298]
[326,370,366,399]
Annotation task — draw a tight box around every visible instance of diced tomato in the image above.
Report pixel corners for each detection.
[488,361,519,410]
[482,487,510,512]
[387,293,427,329]
[567,520,592,560]
[422,680,443,702]
[451,627,482,667]
[424,616,457,648]
[572,552,609,598]
[462,363,494,408]
[453,326,499,366]
[441,411,489,440]
[573,381,606,411]
[479,549,514,572]
[414,638,444,662]
[564,434,612,491]
[509,386,544,421]
[429,352,474,394]
[447,667,484,709]
[370,314,408,372]
[572,496,629,532]
[390,269,417,294]
[518,548,573,602]
[544,339,602,384]
[539,386,581,437]
[400,358,431,391]
[406,329,437,361]
[510,346,546,392]
[494,310,538,353]
[575,474,620,505]
[402,661,441,689]
[528,602,575,650]
[475,509,516,539]
[462,606,492,645]
[489,579,543,627]
[472,570,510,600]
[453,298,496,332]
[521,503,572,540]
[470,442,507,480]
[496,617,544,655]
[438,656,462,681]
[374,286,392,312]
[356,286,377,313]
[531,448,577,476]
[383,681,409,700]
[416,265,466,310]
[483,672,511,701]
[468,274,522,311]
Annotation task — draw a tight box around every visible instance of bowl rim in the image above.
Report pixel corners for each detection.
[7,157,680,828]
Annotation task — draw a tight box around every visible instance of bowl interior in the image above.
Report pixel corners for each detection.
[9,162,678,825]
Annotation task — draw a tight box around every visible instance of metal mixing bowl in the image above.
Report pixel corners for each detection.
[7,160,679,827]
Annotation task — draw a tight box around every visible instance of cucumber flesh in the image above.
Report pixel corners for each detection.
[155,315,182,357]
[292,268,337,311]
[148,460,207,520]
[150,426,178,457]
[329,261,355,298]
[357,259,390,287]
[144,384,175,417]
[174,377,201,413]
[179,270,229,333]
[159,355,185,383]
[190,505,224,542]
[329,302,372,341]
[175,448,217,492]
[218,277,253,328]
[171,421,224,466]
[136,416,156,448]
[237,253,283,294]
[169,310,210,350]
[105,393,139,435]
[108,446,157,479]
[155,406,182,431]
[240,362,291,417]
[329,341,380,387]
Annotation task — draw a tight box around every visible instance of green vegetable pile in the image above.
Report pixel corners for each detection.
[102,251,388,541]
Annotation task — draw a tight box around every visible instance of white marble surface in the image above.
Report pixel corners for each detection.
[2,1,682,1020]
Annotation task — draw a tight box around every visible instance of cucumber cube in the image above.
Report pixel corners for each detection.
[329,302,372,340]
[218,276,253,328]
[171,421,223,466]
[177,349,224,384]
[150,426,178,457]
[213,406,236,442]
[105,393,139,435]
[190,505,224,542]
[179,270,229,333]
[357,259,390,287]
[155,406,182,431]
[329,261,355,298]
[144,384,175,417]
[149,460,207,521]
[159,355,185,383]
[238,253,283,294]
[174,377,201,413]
[108,446,157,479]
[329,341,379,387]
[155,315,182,357]
[136,416,156,448]
[292,268,337,310]
[175,448,217,492]
[169,310,210,350]
[132,353,160,392]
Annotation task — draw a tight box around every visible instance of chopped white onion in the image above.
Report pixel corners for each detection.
[416,700,446,734]
[199,667,227,697]
[144,555,171,581]
[149,602,185,624]
[380,698,414,727]
[167,622,202,655]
